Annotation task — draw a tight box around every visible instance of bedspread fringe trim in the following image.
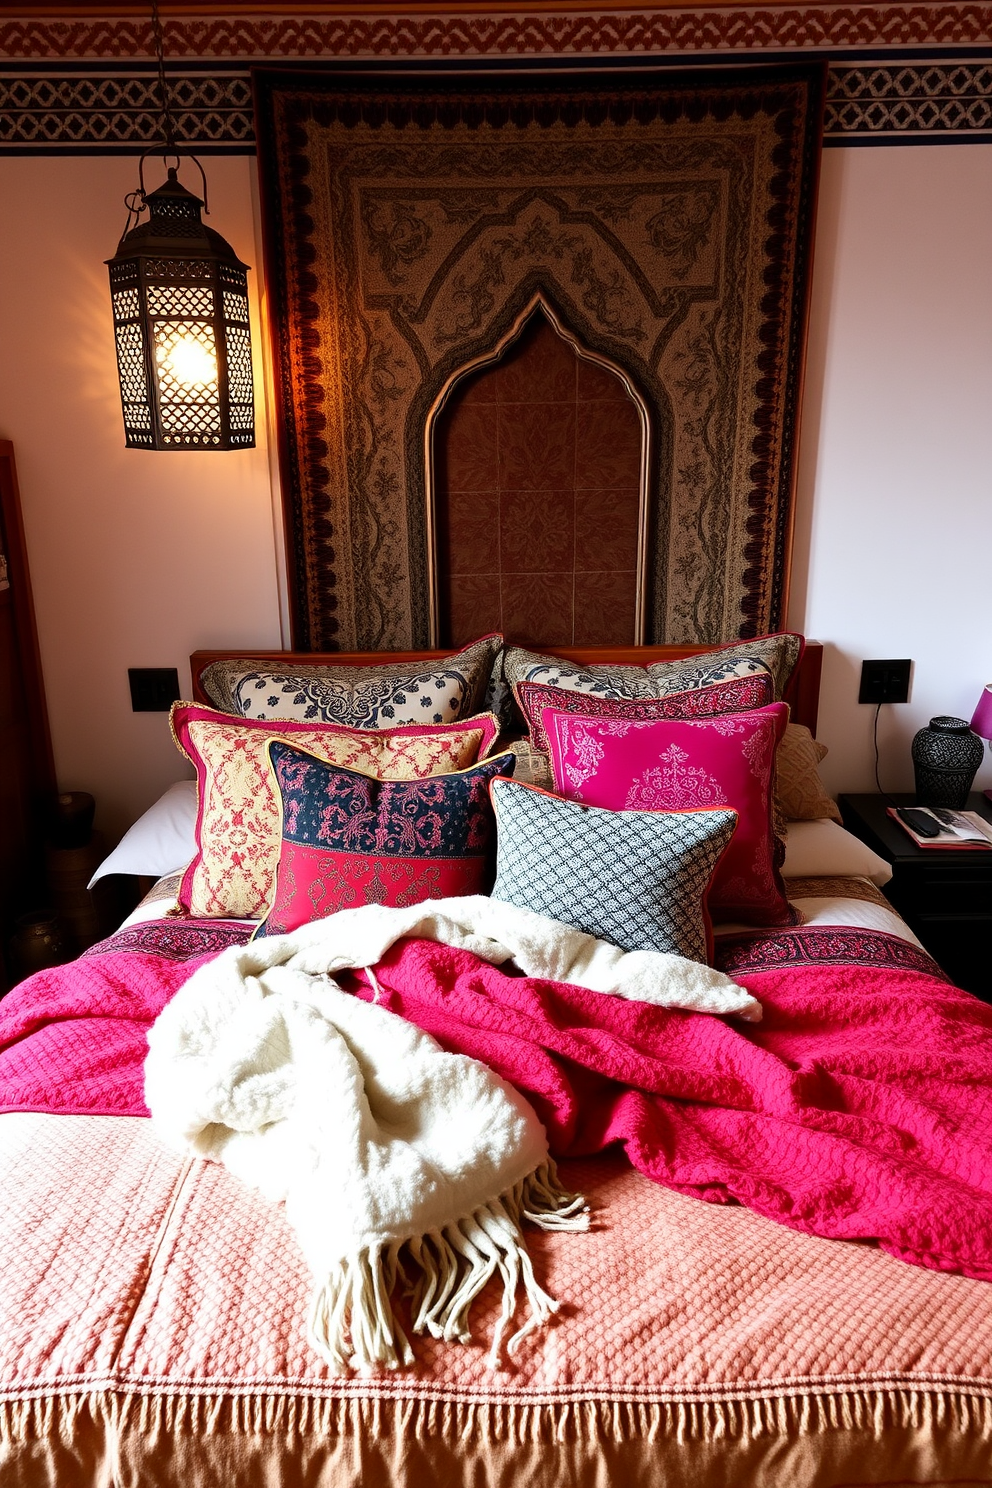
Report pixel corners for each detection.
[3,1385,992,1445]
[308,1160,589,1375]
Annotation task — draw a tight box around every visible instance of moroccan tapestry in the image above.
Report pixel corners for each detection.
[255,65,824,652]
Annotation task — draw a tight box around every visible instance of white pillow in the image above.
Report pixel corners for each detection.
[780,819,892,887]
[88,781,197,888]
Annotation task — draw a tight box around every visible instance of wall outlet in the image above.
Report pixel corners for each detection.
[858,658,911,705]
[128,667,181,712]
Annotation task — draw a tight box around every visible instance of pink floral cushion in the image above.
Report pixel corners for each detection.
[542,702,796,927]
[515,670,776,754]
[171,704,499,920]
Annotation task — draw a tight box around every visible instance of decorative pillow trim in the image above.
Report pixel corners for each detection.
[257,746,516,938]
[171,703,500,920]
[490,777,737,965]
[516,671,776,755]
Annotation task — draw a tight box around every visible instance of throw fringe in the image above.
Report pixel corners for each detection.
[3,1383,991,1447]
[307,1160,589,1375]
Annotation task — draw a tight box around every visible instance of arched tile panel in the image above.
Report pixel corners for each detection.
[435,314,644,648]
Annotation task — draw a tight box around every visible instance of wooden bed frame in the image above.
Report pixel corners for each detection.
[190,641,823,734]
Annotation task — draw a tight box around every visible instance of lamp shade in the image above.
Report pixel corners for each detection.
[107,169,253,450]
[971,684,992,742]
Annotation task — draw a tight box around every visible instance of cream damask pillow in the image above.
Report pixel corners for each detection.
[171,704,499,919]
[501,737,555,791]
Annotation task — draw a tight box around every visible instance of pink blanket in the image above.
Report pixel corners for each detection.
[2,930,991,1280]
[0,946,211,1116]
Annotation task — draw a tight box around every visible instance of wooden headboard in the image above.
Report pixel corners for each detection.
[190,642,823,735]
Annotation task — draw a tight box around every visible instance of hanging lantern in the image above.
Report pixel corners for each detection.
[107,161,254,450]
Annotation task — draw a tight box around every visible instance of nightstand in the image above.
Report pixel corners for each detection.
[839,793,992,1001]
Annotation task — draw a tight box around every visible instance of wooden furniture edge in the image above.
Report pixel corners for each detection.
[190,640,823,733]
[0,441,56,798]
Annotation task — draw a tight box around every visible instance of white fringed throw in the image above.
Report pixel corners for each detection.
[145,896,757,1373]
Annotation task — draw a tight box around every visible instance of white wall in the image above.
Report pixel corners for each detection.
[789,143,992,798]
[1,144,990,845]
[0,156,284,840]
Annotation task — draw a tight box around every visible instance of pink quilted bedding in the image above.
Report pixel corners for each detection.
[1,917,991,1280]
[1,917,991,1487]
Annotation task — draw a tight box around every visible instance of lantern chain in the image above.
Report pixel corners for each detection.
[117,1,211,240]
[151,0,177,157]
[121,189,146,240]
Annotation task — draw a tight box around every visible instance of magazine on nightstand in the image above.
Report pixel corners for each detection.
[887,806,992,850]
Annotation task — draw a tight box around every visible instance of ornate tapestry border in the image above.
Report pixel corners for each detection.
[256,64,822,650]
[3,60,992,150]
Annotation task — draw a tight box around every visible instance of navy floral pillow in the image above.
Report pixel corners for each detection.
[256,744,515,938]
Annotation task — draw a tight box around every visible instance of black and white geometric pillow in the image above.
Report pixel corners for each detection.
[199,634,502,728]
[490,778,737,964]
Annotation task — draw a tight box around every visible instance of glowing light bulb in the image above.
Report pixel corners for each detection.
[158,336,216,388]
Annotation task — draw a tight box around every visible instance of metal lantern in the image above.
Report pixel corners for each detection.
[107,163,254,450]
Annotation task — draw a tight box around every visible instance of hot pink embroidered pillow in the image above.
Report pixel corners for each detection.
[542,702,795,927]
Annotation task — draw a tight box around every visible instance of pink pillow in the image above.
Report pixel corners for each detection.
[542,702,796,927]
[515,670,775,754]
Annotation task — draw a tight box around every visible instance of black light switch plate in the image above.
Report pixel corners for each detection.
[858,658,912,705]
[128,667,181,712]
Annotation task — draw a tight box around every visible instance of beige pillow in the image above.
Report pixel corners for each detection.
[781,820,891,885]
[502,737,554,791]
[775,724,842,824]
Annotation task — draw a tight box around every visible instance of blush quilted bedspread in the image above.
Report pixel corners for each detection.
[2,1113,991,1488]
[2,919,992,1486]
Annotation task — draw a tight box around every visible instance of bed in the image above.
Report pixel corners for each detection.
[2,633,991,1488]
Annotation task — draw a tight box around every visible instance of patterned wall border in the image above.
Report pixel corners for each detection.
[827,60,992,140]
[0,71,253,150]
[3,60,992,150]
[3,8,992,61]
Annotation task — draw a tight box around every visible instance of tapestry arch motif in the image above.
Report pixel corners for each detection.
[254,66,823,651]
[428,299,652,650]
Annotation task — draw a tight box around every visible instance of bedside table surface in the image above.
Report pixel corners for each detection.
[839,793,992,864]
[838,794,992,1001]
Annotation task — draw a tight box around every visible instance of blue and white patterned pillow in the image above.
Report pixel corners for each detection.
[490,778,737,964]
[200,635,502,728]
[503,633,802,704]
